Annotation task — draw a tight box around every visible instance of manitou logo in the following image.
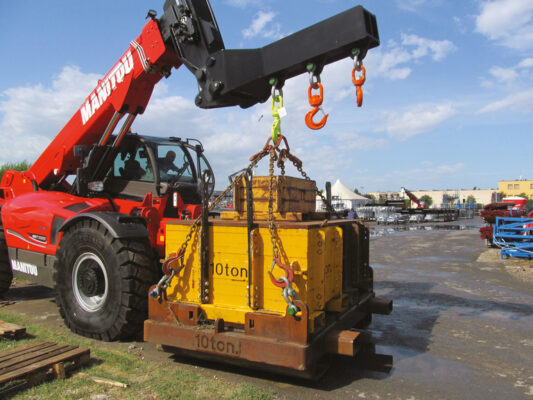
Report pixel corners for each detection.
[80,51,134,125]
[11,260,38,276]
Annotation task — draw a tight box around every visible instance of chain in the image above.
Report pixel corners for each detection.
[270,83,284,143]
[162,150,268,281]
[288,153,341,218]
[268,147,279,259]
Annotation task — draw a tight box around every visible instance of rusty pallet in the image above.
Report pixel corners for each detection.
[0,321,26,339]
[220,210,326,221]
[0,341,90,395]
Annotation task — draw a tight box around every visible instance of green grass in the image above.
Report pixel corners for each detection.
[0,312,274,400]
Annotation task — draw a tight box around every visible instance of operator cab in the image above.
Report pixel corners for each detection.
[104,135,214,202]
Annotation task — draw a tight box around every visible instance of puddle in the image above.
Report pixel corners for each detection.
[370,223,480,239]
[408,255,466,263]
[377,345,479,384]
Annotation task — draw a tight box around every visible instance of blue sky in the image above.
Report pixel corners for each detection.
[0,0,532,193]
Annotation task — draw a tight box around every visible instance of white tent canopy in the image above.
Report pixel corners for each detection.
[316,179,371,211]
[332,179,368,201]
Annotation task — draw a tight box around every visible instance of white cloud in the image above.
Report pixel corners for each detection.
[242,11,283,40]
[132,96,213,137]
[333,132,388,150]
[0,66,100,164]
[488,66,519,83]
[371,162,465,191]
[365,34,456,80]
[380,103,458,140]
[476,0,533,51]
[395,0,429,12]
[453,16,467,34]
[484,57,533,86]
[477,89,533,113]
[401,34,456,61]
[430,163,465,174]
[517,58,533,69]
[0,65,265,185]
[224,0,264,8]
[399,162,465,176]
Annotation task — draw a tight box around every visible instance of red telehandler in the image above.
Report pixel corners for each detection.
[0,0,380,345]
[401,186,426,209]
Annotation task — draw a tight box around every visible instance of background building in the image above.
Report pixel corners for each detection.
[368,189,497,208]
[498,179,533,199]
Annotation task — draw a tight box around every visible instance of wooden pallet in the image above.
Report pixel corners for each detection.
[0,321,26,339]
[0,341,90,395]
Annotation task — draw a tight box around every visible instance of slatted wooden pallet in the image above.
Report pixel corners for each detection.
[0,341,90,395]
[0,321,26,339]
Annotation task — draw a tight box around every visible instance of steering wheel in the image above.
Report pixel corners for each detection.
[168,159,189,184]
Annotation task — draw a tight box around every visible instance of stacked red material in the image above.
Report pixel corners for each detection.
[479,202,526,243]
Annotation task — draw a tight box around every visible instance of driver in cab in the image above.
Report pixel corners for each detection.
[158,151,189,180]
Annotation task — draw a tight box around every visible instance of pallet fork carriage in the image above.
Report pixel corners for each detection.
[0,0,390,378]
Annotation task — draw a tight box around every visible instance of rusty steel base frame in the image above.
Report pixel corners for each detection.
[144,289,392,379]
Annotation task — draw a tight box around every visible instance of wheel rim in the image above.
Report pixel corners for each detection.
[72,252,109,312]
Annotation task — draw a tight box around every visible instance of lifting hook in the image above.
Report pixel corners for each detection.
[351,65,366,107]
[162,248,185,276]
[269,256,294,288]
[305,82,329,130]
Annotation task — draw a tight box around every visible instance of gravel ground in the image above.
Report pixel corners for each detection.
[2,218,532,399]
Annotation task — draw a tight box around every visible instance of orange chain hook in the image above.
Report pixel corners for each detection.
[305,81,329,130]
[352,65,366,107]
[268,255,294,288]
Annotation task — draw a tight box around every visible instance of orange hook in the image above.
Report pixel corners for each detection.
[305,107,329,130]
[352,65,366,107]
[305,82,329,130]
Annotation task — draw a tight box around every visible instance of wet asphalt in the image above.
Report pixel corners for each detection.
[2,218,532,399]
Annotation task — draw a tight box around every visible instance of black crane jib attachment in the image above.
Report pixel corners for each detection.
[159,0,379,109]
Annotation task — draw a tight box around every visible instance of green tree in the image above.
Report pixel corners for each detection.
[0,161,30,179]
[419,195,433,207]
[466,195,476,204]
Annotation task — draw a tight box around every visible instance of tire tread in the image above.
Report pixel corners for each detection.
[54,220,157,341]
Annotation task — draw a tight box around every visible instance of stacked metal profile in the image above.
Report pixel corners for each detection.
[493,217,533,259]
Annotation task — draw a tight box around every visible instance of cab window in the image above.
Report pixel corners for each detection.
[114,144,153,182]
[156,144,194,183]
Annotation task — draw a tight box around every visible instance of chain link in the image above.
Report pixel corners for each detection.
[288,155,340,218]
[268,147,279,259]
[163,133,334,318]
[166,150,268,277]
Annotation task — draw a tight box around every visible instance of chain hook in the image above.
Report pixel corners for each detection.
[280,276,299,316]
[306,70,328,129]
[270,80,284,143]
[351,50,366,107]
[268,255,294,288]
[162,248,185,276]
[305,77,329,130]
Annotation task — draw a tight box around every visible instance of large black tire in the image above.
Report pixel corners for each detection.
[0,225,12,295]
[54,219,157,341]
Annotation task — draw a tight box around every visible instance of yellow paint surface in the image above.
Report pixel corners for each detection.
[165,222,343,330]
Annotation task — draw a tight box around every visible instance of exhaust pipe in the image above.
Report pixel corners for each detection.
[367,297,393,315]
[325,330,360,356]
